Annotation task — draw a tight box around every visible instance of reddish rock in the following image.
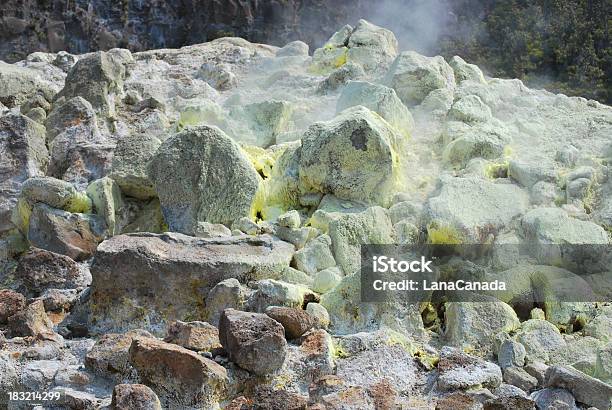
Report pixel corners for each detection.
[111,384,162,410]
[0,289,26,324]
[265,306,315,339]
[16,248,88,295]
[164,320,221,352]
[7,299,53,337]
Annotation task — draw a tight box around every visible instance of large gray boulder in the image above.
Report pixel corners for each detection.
[346,19,398,73]
[437,347,503,391]
[521,207,609,245]
[149,125,261,233]
[299,106,404,207]
[0,61,55,108]
[544,365,612,410]
[425,177,529,243]
[20,176,91,213]
[56,50,132,117]
[219,308,287,376]
[336,81,414,136]
[384,51,456,106]
[89,233,294,334]
[0,114,48,234]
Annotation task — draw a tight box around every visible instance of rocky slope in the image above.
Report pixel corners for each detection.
[1,18,611,409]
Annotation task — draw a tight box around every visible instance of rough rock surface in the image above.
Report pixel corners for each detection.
[219,308,287,375]
[89,233,294,334]
[129,336,228,408]
[149,125,261,233]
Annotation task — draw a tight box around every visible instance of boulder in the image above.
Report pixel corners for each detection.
[293,234,336,275]
[498,340,527,370]
[228,100,293,147]
[0,289,26,324]
[20,176,91,213]
[204,278,251,326]
[336,81,414,135]
[346,19,398,72]
[448,95,493,123]
[0,114,48,234]
[219,309,287,375]
[425,177,529,243]
[7,299,53,337]
[529,388,576,410]
[86,177,126,236]
[544,365,612,410]
[109,133,161,199]
[522,207,609,245]
[129,336,228,408]
[514,319,566,363]
[15,248,90,295]
[246,279,313,312]
[384,51,456,106]
[265,306,316,339]
[503,367,538,392]
[44,96,96,142]
[312,267,342,294]
[299,106,404,207]
[57,50,131,117]
[277,41,309,57]
[85,329,152,381]
[39,288,79,312]
[27,203,106,261]
[437,347,503,391]
[445,300,520,350]
[442,121,512,168]
[306,302,330,328]
[0,61,55,108]
[111,384,162,410]
[449,56,486,84]
[149,125,261,233]
[328,206,394,274]
[164,320,221,352]
[89,233,293,334]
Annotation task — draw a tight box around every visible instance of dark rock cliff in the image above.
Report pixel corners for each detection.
[0,0,371,62]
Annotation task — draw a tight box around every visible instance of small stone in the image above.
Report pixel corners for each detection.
[265,306,316,339]
[219,308,287,375]
[7,299,53,337]
[293,234,336,275]
[306,302,330,329]
[503,366,538,392]
[164,320,221,352]
[277,210,301,229]
[204,278,250,326]
[498,340,527,369]
[530,308,546,320]
[312,267,342,294]
[437,347,502,391]
[111,384,162,410]
[250,386,308,410]
[483,396,535,410]
[435,392,480,410]
[524,361,549,387]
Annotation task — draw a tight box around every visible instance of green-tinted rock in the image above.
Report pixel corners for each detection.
[21,176,91,213]
[149,125,261,233]
[110,133,161,199]
[86,177,125,236]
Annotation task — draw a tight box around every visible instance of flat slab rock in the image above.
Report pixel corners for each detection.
[89,233,294,335]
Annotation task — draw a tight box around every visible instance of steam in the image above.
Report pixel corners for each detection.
[363,0,453,55]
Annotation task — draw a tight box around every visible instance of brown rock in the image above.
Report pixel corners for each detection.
[129,336,228,408]
[250,386,308,410]
[436,392,480,410]
[16,248,88,295]
[164,320,221,352]
[367,379,398,410]
[219,308,287,376]
[84,329,152,381]
[265,306,315,339]
[111,384,162,410]
[7,299,53,337]
[319,387,374,409]
[28,203,106,261]
[89,233,293,334]
[0,289,26,324]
